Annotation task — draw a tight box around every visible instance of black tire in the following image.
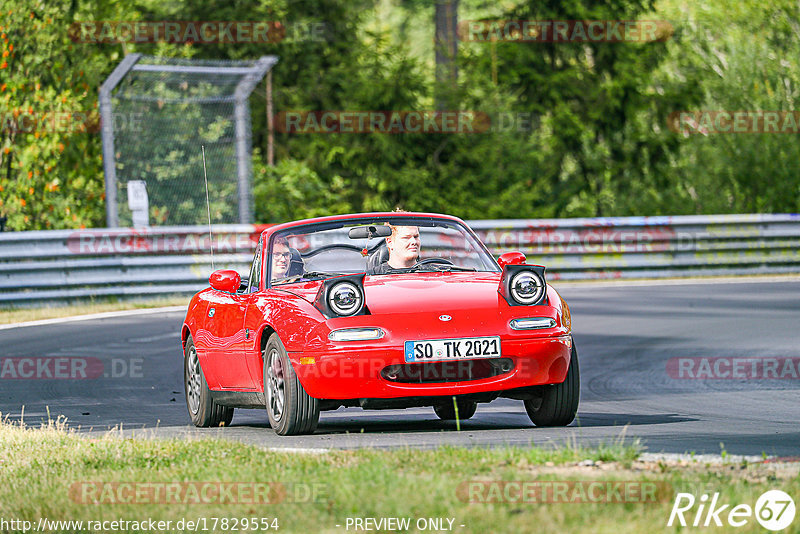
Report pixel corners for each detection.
[524,341,580,427]
[263,333,320,436]
[434,398,477,421]
[184,334,234,427]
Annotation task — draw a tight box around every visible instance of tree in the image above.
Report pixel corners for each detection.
[653,0,800,213]
[0,0,136,230]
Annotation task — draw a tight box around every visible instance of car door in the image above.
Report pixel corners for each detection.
[203,245,261,391]
[203,289,252,390]
[243,239,267,387]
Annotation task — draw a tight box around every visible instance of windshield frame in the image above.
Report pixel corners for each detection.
[265,215,500,288]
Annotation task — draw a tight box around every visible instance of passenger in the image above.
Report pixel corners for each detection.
[271,237,292,281]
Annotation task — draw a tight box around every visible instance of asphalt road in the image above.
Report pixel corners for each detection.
[2,279,799,456]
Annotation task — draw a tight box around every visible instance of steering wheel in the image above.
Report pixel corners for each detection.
[411,258,455,269]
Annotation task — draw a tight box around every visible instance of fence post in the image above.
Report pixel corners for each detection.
[99,53,142,228]
[234,56,279,225]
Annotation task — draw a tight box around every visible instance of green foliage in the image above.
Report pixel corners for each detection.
[253,153,352,222]
[0,0,118,229]
[652,0,800,214]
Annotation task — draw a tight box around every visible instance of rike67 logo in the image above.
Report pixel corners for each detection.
[668,490,795,531]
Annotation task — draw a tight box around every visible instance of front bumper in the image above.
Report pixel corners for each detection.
[289,334,573,399]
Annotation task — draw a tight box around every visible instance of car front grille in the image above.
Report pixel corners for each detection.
[380,358,514,384]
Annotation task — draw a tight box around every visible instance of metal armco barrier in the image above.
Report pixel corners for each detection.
[469,213,800,280]
[0,225,263,304]
[1,214,799,304]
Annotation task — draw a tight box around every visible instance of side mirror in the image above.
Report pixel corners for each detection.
[209,270,241,293]
[239,277,250,293]
[497,251,526,268]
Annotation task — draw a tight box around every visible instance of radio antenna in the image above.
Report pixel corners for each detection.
[201,145,215,271]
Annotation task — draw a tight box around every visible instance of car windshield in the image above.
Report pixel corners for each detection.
[268,216,499,286]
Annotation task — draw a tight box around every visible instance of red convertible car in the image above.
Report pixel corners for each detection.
[182,212,578,435]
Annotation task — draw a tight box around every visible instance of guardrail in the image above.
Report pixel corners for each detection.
[470,213,800,280]
[0,225,261,304]
[1,214,799,304]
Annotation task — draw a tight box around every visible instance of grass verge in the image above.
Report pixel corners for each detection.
[0,296,188,325]
[1,418,797,533]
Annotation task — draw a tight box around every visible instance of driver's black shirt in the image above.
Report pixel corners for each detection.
[369,262,415,275]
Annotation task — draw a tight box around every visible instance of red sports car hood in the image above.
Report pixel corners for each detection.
[278,272,506,314]
[363,272,504,314]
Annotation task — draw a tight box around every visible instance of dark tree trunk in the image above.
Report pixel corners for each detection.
[434,0,459,110]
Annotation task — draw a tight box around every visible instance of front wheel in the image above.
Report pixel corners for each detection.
[524,341,580,427]
[184,334,233,427]
[263,333,320,436]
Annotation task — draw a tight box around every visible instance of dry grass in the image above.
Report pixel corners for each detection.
[0,296,188,325]
[1,417,797,533]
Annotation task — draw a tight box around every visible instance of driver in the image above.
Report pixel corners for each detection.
[371,225,420,274]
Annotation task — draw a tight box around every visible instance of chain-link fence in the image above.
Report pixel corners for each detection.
[100,54,277,227]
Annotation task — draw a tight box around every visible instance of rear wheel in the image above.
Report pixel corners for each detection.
[524,342,580,427]
[263,333,320,435]
[434,398,477,421]
[184,334,233,427]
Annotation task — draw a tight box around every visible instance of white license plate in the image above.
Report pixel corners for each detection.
[404,336,501,362]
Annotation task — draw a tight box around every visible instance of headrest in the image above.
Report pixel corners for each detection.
[287,247,304,277]
[366,242,389,272]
